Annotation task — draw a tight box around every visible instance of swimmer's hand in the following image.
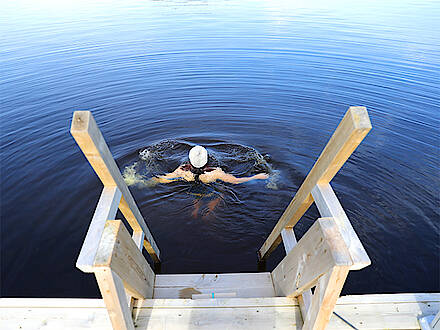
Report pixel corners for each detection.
[253,173,269,180]
[145,178,159,187]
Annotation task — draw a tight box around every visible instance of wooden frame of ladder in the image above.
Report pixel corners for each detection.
[71,111,160,330]
[263,106,372,329]
[70,106,372,330]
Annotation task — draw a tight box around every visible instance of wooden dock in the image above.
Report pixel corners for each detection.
[4,107,437,330]
[1,293,438,329]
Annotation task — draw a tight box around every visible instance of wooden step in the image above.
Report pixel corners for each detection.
[153,272,275,299]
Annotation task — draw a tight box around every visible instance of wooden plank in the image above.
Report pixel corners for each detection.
[1,295,439,330]
[155,272,273,288]
[281,228,298,252]
[303,266,350,330]
[132,231,145,251]
[134,305,302,329]
[71,111,160,262]
[337,293,440,304]
[0,307,112,330]
[126,231,145,309]
[76,186,122,273]
[330,300,440,329]
[0,294,440,314]
[281,228,312,320]
[312,182,370,270]
[154,273,275,298]
[94,269,134,330]
[140,297,298,308]
[259,106,371,260]
[154,287,274,299]
[94,220,155,300]
[272,218,352,297]
[192,292,237,299]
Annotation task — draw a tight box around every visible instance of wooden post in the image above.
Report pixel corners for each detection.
[272,218,352,298]
[273,218,353,330]
[95,268,135,330]
[303,266,350,330]
[259,106,371,260]
[281,228,312,320]
[94,221,155,300]
[71,111,160,262]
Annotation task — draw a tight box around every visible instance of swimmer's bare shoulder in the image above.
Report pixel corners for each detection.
[199,167,223,183]
[200,168,269,184]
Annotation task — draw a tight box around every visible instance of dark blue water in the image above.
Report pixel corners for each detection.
[1,0,439,298]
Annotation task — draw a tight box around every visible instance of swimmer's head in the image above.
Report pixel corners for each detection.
[189,145,208,168]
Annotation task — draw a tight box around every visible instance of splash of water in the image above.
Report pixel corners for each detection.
[122,140,279,190]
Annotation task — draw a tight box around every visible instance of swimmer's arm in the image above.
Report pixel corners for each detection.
[212,168,269,184]
[152,167,185,184]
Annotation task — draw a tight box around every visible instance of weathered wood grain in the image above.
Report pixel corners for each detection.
[281,228,312,320]
[71,111,160,262]
[94,269,134,330]
[272,218,352,297]
[259,107,371,260]
[94,220,155,300]
[154,272,275,299]
[1,294,439,329]
[312,182,370,270]
[76,186,122,273]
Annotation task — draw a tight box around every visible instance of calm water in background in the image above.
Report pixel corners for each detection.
[1,0,439,297]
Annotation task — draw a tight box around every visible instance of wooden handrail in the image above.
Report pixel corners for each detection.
[259,106,371,260]
[71,111,160,263]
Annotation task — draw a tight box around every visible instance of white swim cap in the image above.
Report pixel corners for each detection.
[189,145,208,168]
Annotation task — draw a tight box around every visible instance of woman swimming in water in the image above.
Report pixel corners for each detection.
[151,145,269,184]
[149,145,268,218]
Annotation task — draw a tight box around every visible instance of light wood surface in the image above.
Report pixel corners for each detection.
[281,228,312,320]
[303,266,350,330]
[272,218,352,297]
[154,273,275,299]
[94,221,155,300]
[94,269,134,330]
[311,182,370,270]
[192,292,237,299]
[76,186,121,273]
[259,107,371,260]
[2,294,439,329]
[71,111,160,262]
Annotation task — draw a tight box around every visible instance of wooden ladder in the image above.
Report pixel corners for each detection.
[71,106,372,330]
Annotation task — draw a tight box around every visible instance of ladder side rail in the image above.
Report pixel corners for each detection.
[259,106,371,260]
[71,111,160,262]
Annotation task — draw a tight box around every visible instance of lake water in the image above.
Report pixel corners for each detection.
[1,0,439,298]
